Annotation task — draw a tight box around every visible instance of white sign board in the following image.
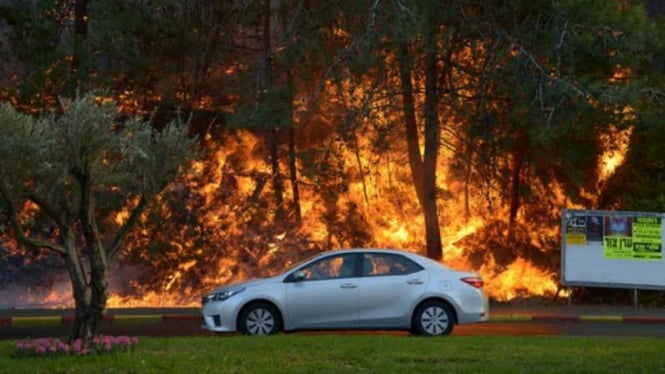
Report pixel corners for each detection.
[561,209,665,289]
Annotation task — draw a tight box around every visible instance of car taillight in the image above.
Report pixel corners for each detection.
[461,276,483,289]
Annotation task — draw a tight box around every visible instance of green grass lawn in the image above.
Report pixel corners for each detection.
[1,335,664,373]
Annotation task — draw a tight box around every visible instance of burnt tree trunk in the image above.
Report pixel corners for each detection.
[263,0,285,223]
[397,30,443,260]
[269,126,285,222]
[287,124,302,226]
[398,41,425,210]
[464,144,473,220]
[280,2,302,227]
[70,0,89,94]
[422,27,443,261]
[508,131,529,236]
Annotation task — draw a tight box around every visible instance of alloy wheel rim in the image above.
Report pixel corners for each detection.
[246,308,275,335]
[420,306,449,335]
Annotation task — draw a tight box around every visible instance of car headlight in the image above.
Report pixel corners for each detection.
[202,287,246,305]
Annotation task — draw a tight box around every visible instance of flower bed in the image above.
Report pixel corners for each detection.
[13,336,138,358]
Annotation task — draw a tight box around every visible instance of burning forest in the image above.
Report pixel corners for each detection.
[0,1,662,309]
[0,99,631,308]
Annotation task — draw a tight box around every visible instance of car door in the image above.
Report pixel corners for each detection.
[284,253,361,329]
[357,253,427,328]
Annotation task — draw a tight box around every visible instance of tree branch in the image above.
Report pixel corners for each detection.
[0,182,66,255]
[28,194,64,228]
[107,195,147,260]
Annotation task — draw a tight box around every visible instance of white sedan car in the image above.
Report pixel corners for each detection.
[201,248,489,336]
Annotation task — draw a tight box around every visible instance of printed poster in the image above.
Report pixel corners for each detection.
[603,216,633,259]
[603,216,663,261]
[632,217,662,260]
[585,216,603,242]
[566,216,587,245]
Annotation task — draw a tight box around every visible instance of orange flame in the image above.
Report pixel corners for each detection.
[3,67,634,309]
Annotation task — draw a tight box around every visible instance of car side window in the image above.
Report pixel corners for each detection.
[363,253,423,277]
[298,254,359,281]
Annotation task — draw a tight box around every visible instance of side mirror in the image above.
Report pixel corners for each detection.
[284,270,308,283]
[292,271,307,282]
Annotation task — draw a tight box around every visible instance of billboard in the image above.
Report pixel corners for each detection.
[561,209,665,289]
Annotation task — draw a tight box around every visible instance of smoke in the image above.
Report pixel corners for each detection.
[0,255,155,309]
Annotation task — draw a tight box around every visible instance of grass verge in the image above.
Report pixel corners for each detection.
[1,334,664,373]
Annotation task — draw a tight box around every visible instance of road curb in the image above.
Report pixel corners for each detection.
[489,314,665,323]
[0,314,201,327]
[3,312,665,326]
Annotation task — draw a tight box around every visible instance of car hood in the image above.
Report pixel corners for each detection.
[208,278,267,294]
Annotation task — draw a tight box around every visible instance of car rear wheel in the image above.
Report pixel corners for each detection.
[412,301,454,336]
[238,302,281,336]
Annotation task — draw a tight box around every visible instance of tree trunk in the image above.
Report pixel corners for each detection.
[69,165,109,347]
[269,126,285,222]
[422,27,443,261]
[397,31,443,260]
[398,41,425,209]
[353,136,370,205]
[464,144,473,220]
[69,280,107,348]
[509,131,529,236]
[70,0,89,94]
[287,124,302,226]
[60,226,91,345]
[280,0,302,227]
[63,245,100,347]
[263,0,285,223]
[66,241,108,347]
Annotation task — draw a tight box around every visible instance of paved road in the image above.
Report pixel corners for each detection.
[2,305,665,339]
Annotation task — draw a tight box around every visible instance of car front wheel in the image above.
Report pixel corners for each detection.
[412,301,455,336]
[238,302,281,336]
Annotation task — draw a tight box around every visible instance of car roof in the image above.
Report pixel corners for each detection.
[282,247,461,277]
[319,248,429,262]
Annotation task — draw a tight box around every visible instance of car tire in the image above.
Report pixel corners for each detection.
[412,300,455,336]
[238,302,281,336]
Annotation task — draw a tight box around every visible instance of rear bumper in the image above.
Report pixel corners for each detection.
[456,292,490,324]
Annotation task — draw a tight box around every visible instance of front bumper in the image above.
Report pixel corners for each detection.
[201,300,241,332]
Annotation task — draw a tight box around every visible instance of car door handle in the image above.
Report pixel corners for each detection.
[407,279,424,285]
[340,283,358,289]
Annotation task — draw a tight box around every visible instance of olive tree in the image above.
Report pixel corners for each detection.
[0,93,197,346]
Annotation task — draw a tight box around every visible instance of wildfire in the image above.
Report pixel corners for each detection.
[3,121,608,310]
[1,51,636,311]
[480,257,559,301]
[2,116,629,307]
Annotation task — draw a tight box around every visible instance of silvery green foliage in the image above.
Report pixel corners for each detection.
[0,92,196,223]
[0,103,47,200]
[118,113,195,197]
